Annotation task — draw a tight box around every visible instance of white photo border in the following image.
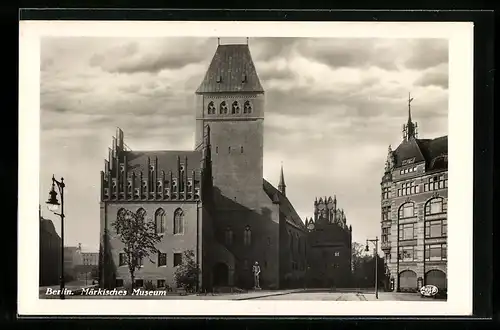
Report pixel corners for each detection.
[18,20,473,316]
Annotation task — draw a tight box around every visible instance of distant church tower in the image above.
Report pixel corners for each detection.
[194,40,265,209]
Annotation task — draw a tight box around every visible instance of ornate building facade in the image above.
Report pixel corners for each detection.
[304,196,352,288]
[381,95,448,292]
[99,41,310,291]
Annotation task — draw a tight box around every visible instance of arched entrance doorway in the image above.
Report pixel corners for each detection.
[399,270,417,291]
[213,262,229,287]
[425,270,447,290]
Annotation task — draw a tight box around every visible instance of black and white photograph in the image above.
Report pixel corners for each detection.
[19,21,473,316]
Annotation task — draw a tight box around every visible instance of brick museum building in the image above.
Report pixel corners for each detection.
[380,98,448,292]
[99,41,351,291]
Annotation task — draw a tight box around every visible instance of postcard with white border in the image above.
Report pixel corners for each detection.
[18,20,473,316]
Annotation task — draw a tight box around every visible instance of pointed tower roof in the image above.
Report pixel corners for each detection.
[196,43,264,94]
[278,162,286,196]
[403,92,417,140]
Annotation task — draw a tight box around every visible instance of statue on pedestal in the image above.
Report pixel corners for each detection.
[252,261,261,289]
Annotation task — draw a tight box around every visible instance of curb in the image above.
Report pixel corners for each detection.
[233,289,304,301]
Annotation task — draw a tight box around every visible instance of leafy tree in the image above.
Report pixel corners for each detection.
[174,250,200,293]
[112,208,163,291]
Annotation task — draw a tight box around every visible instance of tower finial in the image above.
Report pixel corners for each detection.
[278,162,286,196]
[217,37,220,46]
[246,37,249,45]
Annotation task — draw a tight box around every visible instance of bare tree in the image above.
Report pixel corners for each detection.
[112,208,163,291]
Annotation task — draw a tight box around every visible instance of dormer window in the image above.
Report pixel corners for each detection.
[242,73,247,83]
[231,101,240,114]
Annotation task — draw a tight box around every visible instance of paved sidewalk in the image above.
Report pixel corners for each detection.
[359,292,445,301]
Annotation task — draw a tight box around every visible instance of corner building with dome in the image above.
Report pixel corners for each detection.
[98,41,348,291]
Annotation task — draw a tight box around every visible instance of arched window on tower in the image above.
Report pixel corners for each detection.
[207,101,216,115]
[155,208,165,234]
[173,208,184,234]
[231,101,240,114]
[219,101,228,114]
[243,226,252,246]
[225,227,233,246]
[243,101,252,114]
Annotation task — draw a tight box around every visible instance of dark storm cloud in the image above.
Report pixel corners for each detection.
[89,38,215,74]
[405,39,448,70]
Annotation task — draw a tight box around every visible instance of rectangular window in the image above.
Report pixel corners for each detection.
[334,251,340,257]
[157,279,166,288]
[425,244,447,261]
[398,246,415,261]
[173,253,182,266]
[158,252,167,267]
[119,253,126,266]
[135,279,144,287]
[398,223,416,240]
[116,279,124,287]
[425,219,447,238]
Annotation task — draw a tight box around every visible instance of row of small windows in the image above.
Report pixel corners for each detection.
[207,101,253,115]
[382,175,447,199]
[400,166,418,175]
[117,208,184,235]
[397,244,447,262]
[118,251,183,268]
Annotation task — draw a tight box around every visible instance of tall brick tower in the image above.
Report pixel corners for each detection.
[193,40,282,289]
[194,42,265,210]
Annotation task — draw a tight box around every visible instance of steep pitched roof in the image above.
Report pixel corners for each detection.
[196,44,264,94]
[392,135,448,171]
[416,135,448,171]
[125,150,203,175]
[393,137,426,167]
[262,179,304,229]
[40,219,60,239]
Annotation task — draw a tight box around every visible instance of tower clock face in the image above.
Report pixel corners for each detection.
[327,201,334,209]
[318,204,325,210]
[307,223,315,230]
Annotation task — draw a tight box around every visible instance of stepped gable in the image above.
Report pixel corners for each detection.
[196,44,264,94]
[125,150,203,175]
[263,179,304,229]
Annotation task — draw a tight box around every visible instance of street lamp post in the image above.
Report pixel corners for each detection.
[366,236,379,299]
[46,175,66,300]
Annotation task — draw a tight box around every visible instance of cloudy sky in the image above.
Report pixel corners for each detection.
[39,37,448,252]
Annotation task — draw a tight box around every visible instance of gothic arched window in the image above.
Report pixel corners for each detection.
[398,202,415,219]
[116,208,127,234]
[289,231,293,252]
[243,226,252,246]
[219,101,228,114]
[155,208,165,234]
[136,208,146,224]
[243,101,252,114]
[231,101,240,114]
[207,101,216,115]
[225,227,233,246]
[173,208,184,234]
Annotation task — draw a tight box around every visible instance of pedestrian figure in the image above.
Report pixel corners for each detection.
[252,261,261,289]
